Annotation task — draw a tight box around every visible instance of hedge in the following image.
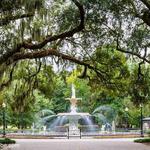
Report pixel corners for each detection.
[134,138,150,143]
[0,138,16,144]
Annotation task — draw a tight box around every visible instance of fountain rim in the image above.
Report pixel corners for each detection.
[57,112,91,117]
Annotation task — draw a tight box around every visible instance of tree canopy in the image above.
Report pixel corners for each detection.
[1,0,150,79]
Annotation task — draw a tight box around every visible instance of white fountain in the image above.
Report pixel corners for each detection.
[36,84,115,136]
[57,84,91,135]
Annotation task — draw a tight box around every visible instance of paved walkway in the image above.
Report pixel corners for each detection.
[11,138,150,150]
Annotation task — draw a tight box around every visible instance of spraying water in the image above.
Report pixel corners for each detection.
[82,116,96,132]
[49,116,61,128]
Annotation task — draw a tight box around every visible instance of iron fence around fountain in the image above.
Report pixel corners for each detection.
[0,128,69,139]
[0,128,144,139]
[80,127,143,138]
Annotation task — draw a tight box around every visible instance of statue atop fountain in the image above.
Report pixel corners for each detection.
[66,84,82,113]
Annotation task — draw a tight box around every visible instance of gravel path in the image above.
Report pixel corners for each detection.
[10,138,150,150]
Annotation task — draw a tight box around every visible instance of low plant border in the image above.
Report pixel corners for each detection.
[0,138,16,144]
[134,138,150,143]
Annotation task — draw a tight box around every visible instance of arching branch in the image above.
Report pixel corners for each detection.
[6,48,107,81]
[0,0,85,65]
[0,13,34,26]
[140,0,150,10]
[22,0,84,50]
[116,46,150,64]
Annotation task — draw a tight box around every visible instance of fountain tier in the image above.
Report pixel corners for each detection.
[57,112,90,116]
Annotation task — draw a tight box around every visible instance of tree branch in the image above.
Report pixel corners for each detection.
[128,0,140,16]
[0,13,34,26]
[137,47,147,81]
[7,48,106,80]
[140,0,150,10]
[116,45,150,63]
[0,0,85,65]
[22,0,84,50]
[25,60,42,80]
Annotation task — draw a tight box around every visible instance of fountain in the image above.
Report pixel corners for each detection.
[36,84,116,136]
[57,84,92,135]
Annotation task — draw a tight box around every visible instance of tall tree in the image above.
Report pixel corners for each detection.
[1,1,149,74]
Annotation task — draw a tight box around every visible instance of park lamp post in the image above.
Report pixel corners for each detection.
[125,107,129,130]
[140,104,144,137]
[2,102,6,137]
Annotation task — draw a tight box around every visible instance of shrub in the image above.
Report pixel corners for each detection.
[147,130,150,137]
[134,138,150,143]
[0,138,16,144]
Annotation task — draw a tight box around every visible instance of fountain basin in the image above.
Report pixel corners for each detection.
[57,112,90,117]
